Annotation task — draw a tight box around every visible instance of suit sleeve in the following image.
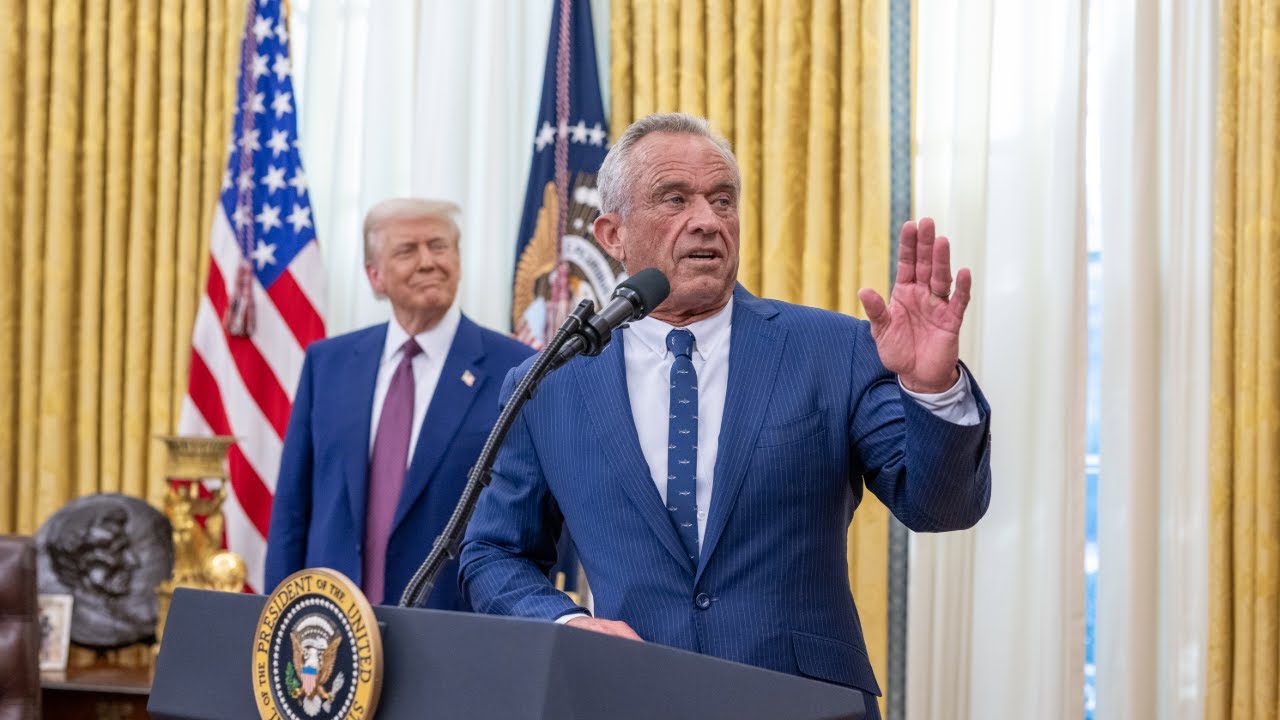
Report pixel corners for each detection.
[459,367,588,621]
[847,324,992,532]
[263,347,316,590]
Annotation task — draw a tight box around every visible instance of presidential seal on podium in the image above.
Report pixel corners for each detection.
[253,569,383,720]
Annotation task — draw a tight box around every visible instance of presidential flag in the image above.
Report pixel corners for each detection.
[512,0,621,348]
[178,0,325,592]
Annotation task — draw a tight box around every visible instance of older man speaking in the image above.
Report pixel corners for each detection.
[461,114,992,718]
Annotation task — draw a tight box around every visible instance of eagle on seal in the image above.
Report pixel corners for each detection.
[289,613,342,712]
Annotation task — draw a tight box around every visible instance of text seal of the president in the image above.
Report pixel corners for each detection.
[253,568,382,720]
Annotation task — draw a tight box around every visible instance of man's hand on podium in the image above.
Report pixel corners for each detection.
[566,616,644,641]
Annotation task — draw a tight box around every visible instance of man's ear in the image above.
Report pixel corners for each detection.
[365,262,385,295]
[593,213,625,263]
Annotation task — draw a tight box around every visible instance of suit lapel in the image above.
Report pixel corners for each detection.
[576,333,693,573]
[343,325,386,538]
[392,315,486,532]
[696,288,784,581]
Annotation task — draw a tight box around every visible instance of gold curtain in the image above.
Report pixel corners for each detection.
[610,0,891,706]
[0,0,246,534]
[1209,0,1280,717]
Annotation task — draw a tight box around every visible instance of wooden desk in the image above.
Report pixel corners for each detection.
[42,665,152,719]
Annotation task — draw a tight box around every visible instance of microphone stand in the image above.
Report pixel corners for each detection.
[398,299,597,609]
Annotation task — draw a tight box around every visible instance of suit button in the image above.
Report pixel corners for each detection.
[694,593,711,610]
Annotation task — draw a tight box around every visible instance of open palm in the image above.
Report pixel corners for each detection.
[857,218,972,394]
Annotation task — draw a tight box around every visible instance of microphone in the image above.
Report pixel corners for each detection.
[554,268,670,366]
[399,268,668,608]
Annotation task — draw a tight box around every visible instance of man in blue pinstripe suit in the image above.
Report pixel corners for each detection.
[461,113,991,718]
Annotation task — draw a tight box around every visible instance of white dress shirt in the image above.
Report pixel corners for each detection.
[368,302,462,467]
[624,300,734,547]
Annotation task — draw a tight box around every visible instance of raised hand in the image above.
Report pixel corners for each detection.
[857,218,972,394]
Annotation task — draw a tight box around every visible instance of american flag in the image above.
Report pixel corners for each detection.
[178,0,325,593]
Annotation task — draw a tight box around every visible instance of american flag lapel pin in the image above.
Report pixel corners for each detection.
[461,369,476,388]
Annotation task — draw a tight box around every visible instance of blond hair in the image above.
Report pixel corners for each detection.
[362,198,462,264]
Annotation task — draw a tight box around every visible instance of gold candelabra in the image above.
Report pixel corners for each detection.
[154,435,247,652]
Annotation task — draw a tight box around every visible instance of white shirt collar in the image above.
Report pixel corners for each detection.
[625,297,734,361]
[381,301,462,365]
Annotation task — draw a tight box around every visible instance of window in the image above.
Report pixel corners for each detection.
[1083,2,1103,713]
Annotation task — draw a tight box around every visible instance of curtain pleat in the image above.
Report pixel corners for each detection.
[0,0,243,533]
[676,2,705,114]
[76,0,107,500]
[175,0,207,428]
[18,0,51,531]
[99,0,135,499]
[40,0,82,529]
[731,0,763,291]
[0,1,22,532]
[148,0,182,495]
[121,0,159,501]
[1209,0,1280,715]
[610,1,891,711]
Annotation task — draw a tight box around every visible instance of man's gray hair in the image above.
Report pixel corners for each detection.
[597,113,740,217]
[363,198,462,264]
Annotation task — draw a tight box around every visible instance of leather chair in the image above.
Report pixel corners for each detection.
[0,535,39,720]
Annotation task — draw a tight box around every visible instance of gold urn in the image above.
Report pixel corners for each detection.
[154,435,247,650]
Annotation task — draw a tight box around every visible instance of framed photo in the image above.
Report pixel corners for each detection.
[38,593,73,672]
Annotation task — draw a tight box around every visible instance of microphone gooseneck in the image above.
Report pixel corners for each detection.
[553,267,671,368]
[399,269,669,609]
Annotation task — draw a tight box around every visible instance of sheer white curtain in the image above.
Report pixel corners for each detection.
[908,0,1089,718]
[289,0,610,335]
[1094,0,1214,717]
[910,0,1214,716]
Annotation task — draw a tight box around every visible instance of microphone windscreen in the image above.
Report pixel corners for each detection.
[618,268,670,316]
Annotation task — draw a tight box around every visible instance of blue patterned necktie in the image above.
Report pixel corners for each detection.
[666,328,700,566]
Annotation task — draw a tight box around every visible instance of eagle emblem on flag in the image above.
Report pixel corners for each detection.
[513,177,624,347]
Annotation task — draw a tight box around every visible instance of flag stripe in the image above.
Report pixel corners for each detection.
[178,395,212,438]
[227,446,274,537]
[204,261,293,438]
[187,350,233,435]
[208,213,306,400]
[187,352,274,536]
[179,396,269,591]
[221,489,268,592]
[188,300,285,493]
[267,268,325,350]
[287,241,328,312]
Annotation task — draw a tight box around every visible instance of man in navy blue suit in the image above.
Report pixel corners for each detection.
[460,114,991,718]
[264,198,534,609]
